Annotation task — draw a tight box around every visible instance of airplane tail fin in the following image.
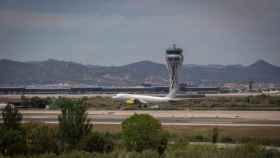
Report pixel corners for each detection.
[166,89,176,98]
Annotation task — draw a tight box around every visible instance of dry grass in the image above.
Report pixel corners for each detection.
[28,123,280,140]
[93,124,121,133]
[163,125,280,139]
[92,124,280,137]
[91,124,280,141]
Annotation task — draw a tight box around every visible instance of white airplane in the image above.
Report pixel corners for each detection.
[262,90,280,95]
[112,90,201,105]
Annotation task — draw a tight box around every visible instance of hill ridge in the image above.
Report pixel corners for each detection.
[0,59,279,86]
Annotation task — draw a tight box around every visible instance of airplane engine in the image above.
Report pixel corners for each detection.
[126,98,135,105]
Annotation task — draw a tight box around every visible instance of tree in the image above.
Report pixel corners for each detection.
[30,96,50,109]
[57,98,92,150]
[1,104,22,130]
[121,114,168,154]
[0,104,26,156]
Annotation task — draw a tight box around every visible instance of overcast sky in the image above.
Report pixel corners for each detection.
[0,0,279,66]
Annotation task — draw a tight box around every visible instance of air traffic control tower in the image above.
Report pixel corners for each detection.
[166,44,184,97]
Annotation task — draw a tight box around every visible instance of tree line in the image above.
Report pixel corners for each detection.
[0,98,167,156]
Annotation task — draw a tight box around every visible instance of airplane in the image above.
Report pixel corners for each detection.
[112,90,203,105]
[262,90,280,95]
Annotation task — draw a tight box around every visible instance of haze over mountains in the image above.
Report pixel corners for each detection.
[0,59,280,86]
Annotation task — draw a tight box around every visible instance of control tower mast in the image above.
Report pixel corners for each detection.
[165,44,184,98]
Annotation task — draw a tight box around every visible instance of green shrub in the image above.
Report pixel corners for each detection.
[20,96,51,109]
[223,143,265,158]
[0,104,26,156]
[48,97,67,110]
[79,132,114,153]
[126,150,160,158]
[30,97,50,109]
[166,144,218,158]
[24,123,58,155]
[263,149,280,158]
[190,134,209,142]
[48,97,82,110]
[169,136,189,151]
[57,98,92,150]
[211,127,219,143]
[239,137,278,146]
[220,136,234,143]
[0,128,27,156]
[20,95,29,107]
[121,114,168,154]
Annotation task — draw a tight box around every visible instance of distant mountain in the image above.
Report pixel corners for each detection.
[183,60,280,82]
[86,61,168,86]
[0,59,279,86]
[0,59,94,85]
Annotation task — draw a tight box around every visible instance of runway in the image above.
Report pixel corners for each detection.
[18,110,280,127]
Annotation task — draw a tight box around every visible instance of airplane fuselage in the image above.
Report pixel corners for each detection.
[112,93,171,104]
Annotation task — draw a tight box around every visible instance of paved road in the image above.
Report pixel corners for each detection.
[16,110,280,127]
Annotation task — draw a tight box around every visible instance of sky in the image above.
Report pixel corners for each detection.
[0,0,279,66]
